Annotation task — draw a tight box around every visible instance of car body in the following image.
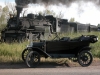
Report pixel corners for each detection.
[22,34,98,67]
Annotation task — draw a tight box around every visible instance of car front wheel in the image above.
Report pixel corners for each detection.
[26,51,40,68]
[22,49,29,62]
[78,51,93,67]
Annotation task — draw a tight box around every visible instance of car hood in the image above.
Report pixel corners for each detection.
[33,42,44,47]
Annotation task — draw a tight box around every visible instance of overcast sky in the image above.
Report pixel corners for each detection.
[0,0,100,25]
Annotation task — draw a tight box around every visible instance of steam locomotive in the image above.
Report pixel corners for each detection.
[1,12,68,43]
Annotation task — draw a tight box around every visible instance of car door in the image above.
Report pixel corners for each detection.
[46,41,70,54]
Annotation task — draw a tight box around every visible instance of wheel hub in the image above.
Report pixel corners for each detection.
[82,56,88,61]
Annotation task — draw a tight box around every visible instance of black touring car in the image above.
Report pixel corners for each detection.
[22,34,98,67]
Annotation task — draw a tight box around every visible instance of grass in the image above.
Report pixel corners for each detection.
[0,42,28,63]
[0,31,100,63]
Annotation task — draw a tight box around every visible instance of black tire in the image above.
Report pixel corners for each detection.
[22,49,29,62]
[78,51,93,67]
[26,51,40,68]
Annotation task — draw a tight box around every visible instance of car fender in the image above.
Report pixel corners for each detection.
[78,46,91,54]
[31,47,51,58]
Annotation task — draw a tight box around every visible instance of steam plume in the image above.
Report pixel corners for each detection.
[15,0,100,7]
[15,0,100,18]
[15,0,76,6]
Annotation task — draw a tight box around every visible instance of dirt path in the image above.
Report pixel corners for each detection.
[0,58,100,69]
[0,58,100,75]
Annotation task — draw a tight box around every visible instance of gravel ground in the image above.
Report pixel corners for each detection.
[0,58,100,69]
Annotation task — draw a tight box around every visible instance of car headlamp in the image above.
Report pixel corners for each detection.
[94,37,98,41]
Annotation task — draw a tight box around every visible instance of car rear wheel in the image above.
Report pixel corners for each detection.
[26,51,40,68]
[22,49,29,61]
[78,51,93,67]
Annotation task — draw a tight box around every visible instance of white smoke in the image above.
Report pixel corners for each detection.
[15,0,100,25]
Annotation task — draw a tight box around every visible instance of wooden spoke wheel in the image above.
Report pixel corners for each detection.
[26,51,40,68]
[22,49,29,62]
[78,51,93,67]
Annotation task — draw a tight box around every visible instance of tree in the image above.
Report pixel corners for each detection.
[69,18,75,22]
[1,6,9,23]
[0,5,2,13]
[6,3,16,15]
[38,9,55,16]
[0,2,16,31]
[56,11,64,18]
[98,24,100,27]
[0,6,9,31]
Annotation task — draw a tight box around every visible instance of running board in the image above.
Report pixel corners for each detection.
[49,54,76,58]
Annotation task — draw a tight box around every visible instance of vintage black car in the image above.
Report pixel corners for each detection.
[22,34,98,67]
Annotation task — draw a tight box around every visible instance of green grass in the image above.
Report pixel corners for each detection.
[0,31,100,63]
[0,42,28,63]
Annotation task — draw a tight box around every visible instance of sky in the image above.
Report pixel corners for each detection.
[0,0,15,7]
[0,0,100,25]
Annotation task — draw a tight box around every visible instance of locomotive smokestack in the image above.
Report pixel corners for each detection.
[15,0,29,17]
[15,0,29,26]
[16,6,23,26]
[16,6,22,18]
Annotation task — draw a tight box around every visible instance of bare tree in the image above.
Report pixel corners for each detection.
[56,11,64,18]
[5,1,16,15]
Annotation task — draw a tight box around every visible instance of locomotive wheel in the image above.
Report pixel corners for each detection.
[26,51,40,68]
[78,51,93,67]
[22,49,29,62]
